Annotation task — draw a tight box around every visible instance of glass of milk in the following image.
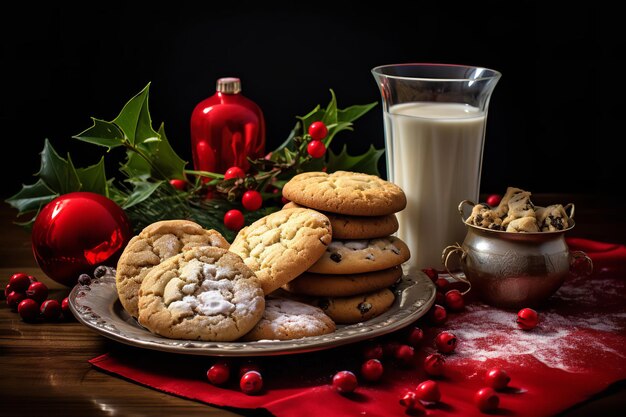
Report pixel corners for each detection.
[371,64,501,272]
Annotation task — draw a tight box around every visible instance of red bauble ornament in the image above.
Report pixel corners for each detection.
[240,370,263,395]
[307,140,326,158]
[40,299,61,321]
[332,371,357,393]
[407,326,424,347]
[26,282,48,304]
[32,192,132,287]
[224,209,245,231]
[399,391,426,414]
[474,387,500,412]
[18,298,40,321]
[224,166,246,180]
[242,190,263,211]
[415,380,441,403]
[435,331,458,354]
[517,308,539,330]
[207,362,230,385]
[485,368,511,391]
[486,194,502,207]
[445,289,465,311]
[361,359,384,382]
[423,353,446,377]
[308,121,328,140]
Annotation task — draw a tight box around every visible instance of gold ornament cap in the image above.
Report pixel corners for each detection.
[216,77,241,94]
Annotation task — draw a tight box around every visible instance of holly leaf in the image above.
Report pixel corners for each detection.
[338,102,377,123]
[326,144,384,176]
[5,179,58,214]
[122,180,164,209]
[113,83,159,145]
[73,118,125,149]
[37,139,82,194]
[321,89,338,126]
[75,156,108,196]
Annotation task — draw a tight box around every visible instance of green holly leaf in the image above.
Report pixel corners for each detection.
[73,118,125,149]
[5,179,58,215]
[37,139,82,194]
[338,102,377,123]
[321,89,338,126]
[122,180,164,209]
[113,83,159,145]
[75,156,108,196]
[326,144,384,176]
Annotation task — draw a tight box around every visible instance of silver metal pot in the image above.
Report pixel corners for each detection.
[442,200,593,309]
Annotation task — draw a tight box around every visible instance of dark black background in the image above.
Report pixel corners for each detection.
[1,2,621,200]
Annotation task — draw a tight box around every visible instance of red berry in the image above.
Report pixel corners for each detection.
[61,297,72,318]
[399,391,426,414]
[435,277,449,293]
[308,121,328,141]
[407,327,424,347]
[307,140,326,158]
[281,196,290,205]
[7,291,26,310]
[169,179,186,190]
[207,362,230,385]
[422,268,439,282]
[394,344,415,365]
[428,304,447,325]
[484,368,511,391]
[423,353,446,377]
[474,387,499,412]
[240,370,263,395]
[224,166,246,180]
[4,283,12,298]
[361,359,384,382]
[486,194,502,207]
[40,299,61,320]
[517,308,539,330]
[332,370,357,393]
[239,362,261,378]
[28,275,38,284]
[223,209,245,231]
[445,289,465,311]
[18,298,40,321]
[26,282,48,304]
[435,291,446,306]
[435,331,458,354]
[362,343,384,360]
[241,190,263,211]
[382,340,401,357]
[415,380,441,403]
[9,273,31,293]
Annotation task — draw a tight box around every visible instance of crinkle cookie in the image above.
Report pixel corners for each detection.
[282,171,406,216]
[137,246,264,341]
[536,204,571,231]
[229,208,332,295]
[465,203,504,230]
[241,298,336,341]
[502,191,535,228]
[307,237,410,274]
[116,220,229,317]
[505,217,539,233]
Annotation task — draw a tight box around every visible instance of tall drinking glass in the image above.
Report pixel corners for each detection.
[372,64,501,272]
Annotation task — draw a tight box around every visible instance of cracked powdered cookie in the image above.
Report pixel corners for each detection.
[283,265,402,297]
[535,204,571,231]
[307,237,410,274]
[241,298,336,341]
[116,220,229,318]
[283,201,399,239]
[137,246,264,341]
[282,171,406,216]
[309,288,395,324]
[465,203,504,231]
[229,208,332,295]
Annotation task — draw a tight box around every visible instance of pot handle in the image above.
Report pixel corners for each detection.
[458,200,476,222]
[441,244,472,295]
[570,250,593,276]
[564,203,575,219]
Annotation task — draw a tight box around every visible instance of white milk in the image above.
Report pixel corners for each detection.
[384,102,486,271]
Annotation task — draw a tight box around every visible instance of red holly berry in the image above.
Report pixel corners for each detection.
[363,343,384,360]
[407,327,424,347]
[223,209,245,231]
[7,291,26,310]
[361,359,384,382]
[422,268,438,282]
[517,308,539,330]
[61,297,72,318]
[207,362,230,385]
[239,362,261,378]
[486,194,502,207]
[394,344,415,366]
[307,140,326,158]
[242,190,263,211]
[26,282,48,304]
[240,370,263,395]
[485,368,511,391]
[435,331,458,354]
[169,179,186,190]
[415,380,441,403]
[399,391,426,414]
[474,387,499,412]
[18,298,40,321]
[423,353,446,377]
[428,304,447,325]
[224,166,246,180]
[308,121,328,141]
[332,370,357,393]
[434,277,449,293]
[9,273,31,293]
[40,299,61,320]
[445,289,465,311]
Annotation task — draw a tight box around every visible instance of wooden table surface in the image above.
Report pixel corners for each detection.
[1,195,625,417]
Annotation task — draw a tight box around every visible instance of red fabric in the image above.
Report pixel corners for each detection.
[90,238,626,416]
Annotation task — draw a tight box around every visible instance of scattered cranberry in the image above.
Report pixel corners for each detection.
[239,362,261,378]
[435,331,458,354]
[423,353,446,377]
[4,283,12,298]
[26,281,48,304]
[434,278,449,293]
[361,359,384,382]
[399,391,426,414]
[169,179,187,190]
[78,274,92,286]
[18,298,40,321]
[40,299,62,320]
[363,343,384,360]
[415,380,441,403]
[240,370,263,395]
[445,289,465,311]
[332,370,357,394]
[241,190,263,211]
[223,209,245,231]
[474,387,499,412]
[7,291,26,310]
[422,268,438,282]
[407,327,424,347]
[394,344,415,365]
[61,297,72,318]
[517,308,539,330]
[224,166,245,180]
[485,368,511,391]
[27,275,38,284]
[207,361,230,385]
[435,292,446,306]
[307,140,326,159]
[486,194,502,207]
[383,340,401,357]
[308,121,328,141]
[428,304,447,325]
[281,196,289,205]
[9,273,31,293]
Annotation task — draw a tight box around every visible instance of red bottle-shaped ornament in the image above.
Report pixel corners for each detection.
[190,77,265,174]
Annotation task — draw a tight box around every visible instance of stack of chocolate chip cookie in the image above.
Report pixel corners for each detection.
[279,171,410,324]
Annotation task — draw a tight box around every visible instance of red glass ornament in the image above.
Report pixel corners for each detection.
[190,78,265,174]
[31,192,132,287]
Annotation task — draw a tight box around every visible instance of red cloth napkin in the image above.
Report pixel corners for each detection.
[90,238,626,416]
